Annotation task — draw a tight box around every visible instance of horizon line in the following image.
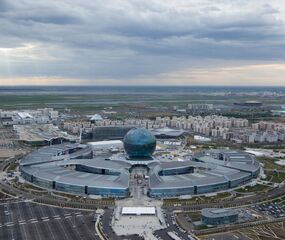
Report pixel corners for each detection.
[1,85,285,87]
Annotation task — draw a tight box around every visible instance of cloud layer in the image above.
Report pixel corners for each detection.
[0,0,285,85]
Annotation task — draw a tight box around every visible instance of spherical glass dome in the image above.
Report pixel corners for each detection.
[123,128,156,159]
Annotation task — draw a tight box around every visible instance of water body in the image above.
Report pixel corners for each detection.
[0,86,285,95]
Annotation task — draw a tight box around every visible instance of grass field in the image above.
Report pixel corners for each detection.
[6,162,18,172]
[235,184,270,193]
[258,157,285,170]
[266,171,285,183]
[164,192,232,206]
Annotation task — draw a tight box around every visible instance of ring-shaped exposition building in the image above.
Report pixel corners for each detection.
[148,150,260,198]
[20,143,130,198]
[19,128,261,199]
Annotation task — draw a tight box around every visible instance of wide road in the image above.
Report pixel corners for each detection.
[168,184,285,211]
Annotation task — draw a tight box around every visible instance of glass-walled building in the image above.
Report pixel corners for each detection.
[202,208,238,225]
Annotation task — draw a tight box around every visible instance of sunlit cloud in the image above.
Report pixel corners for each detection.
[1,63,285,86]
[0,76,89,86]
[149,63,285,86]
[0,43,61,61]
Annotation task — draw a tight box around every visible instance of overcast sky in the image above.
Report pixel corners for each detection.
[0,0,285,86]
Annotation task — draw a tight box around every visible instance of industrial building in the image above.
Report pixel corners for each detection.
[0,108,59,126]
[14,124,79,146]
[234,101,262,107]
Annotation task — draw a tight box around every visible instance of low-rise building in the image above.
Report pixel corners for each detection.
[201,208,238,225]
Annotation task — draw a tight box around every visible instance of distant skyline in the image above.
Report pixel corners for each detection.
[0,0,285,86]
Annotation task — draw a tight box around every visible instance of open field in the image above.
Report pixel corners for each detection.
[0,92,281,119]
[258,157,285,170]
[266,171,285,183]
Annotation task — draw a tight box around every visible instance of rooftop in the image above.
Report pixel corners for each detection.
[14,124,78,143]
[202,208,238,218]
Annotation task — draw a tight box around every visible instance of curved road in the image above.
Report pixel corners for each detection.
[167,184,285,211]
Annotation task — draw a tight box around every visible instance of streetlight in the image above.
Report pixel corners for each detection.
[72,214,76,228]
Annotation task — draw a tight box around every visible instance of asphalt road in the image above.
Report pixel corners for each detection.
[169,184,285,212]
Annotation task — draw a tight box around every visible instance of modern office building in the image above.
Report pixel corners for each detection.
[201,208,239,225]
[150,127,185,139]
[92,126,134,140]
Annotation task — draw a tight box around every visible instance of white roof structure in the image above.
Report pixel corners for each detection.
[18,112,33,119]
[90,114,103,121]
[194,135,211,142]
[245,150,265,157]
[121,207,156,215]
[151,127,185,137]
[88,140,123,149]
[14,124,79,143]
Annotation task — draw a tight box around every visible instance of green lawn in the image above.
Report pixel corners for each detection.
[235,184,269,193]
[6,163,18,172]
[257,157,285,170]
[181,211,201,222]
[266,172,285,183]
[164,192,232,206]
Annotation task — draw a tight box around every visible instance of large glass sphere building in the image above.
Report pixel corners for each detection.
[123,128,156,159]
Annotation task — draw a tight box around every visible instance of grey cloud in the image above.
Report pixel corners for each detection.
[15,15,82,25]
[0,0,284,82]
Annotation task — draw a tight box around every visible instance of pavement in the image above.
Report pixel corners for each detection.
[113,214,162,239]
[100,208,143,240]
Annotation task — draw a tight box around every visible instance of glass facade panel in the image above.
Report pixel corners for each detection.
[124,128,156,158]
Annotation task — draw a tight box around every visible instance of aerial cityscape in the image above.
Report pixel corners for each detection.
[1,0,285,240]
[0,86,285,240]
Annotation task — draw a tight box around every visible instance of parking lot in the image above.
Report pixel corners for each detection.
[0,200,99,240]
[154,210,194,240]
[252,202,285,218]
